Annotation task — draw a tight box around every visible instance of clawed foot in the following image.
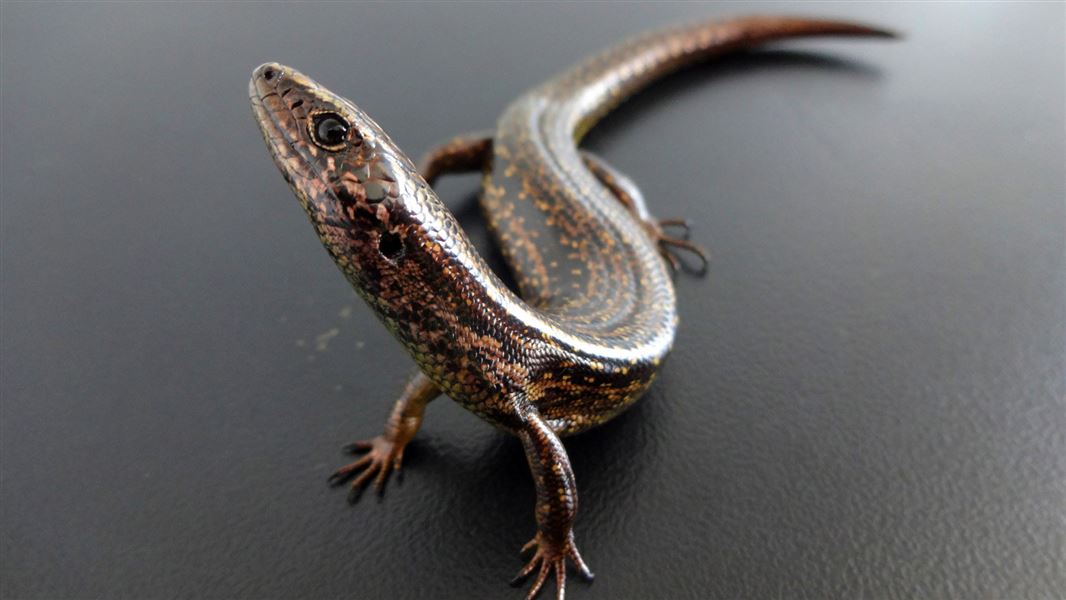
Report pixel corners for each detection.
[327,435,406,503]
[511,531,594,600]
[649,218,709,275]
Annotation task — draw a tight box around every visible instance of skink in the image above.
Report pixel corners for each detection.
[249,15,894,599]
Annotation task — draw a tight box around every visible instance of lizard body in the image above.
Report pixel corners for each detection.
[249,16,893,598]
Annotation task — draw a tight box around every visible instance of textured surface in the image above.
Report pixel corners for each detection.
[2,3,1064,599]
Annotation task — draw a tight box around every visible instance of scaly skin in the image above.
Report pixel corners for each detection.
[249,15,894,599]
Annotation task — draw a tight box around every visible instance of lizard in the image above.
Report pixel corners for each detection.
[249,15,894,599]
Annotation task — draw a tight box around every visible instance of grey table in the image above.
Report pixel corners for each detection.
[2,3,1063,599]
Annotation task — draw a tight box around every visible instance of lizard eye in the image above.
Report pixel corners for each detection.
[310,112,349,150]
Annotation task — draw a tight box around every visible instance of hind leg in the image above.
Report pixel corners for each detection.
[510,409,595,600]
[581,151,709,275]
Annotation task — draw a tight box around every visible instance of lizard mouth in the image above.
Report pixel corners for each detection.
[249,63,303,173]
[249,62,337,220]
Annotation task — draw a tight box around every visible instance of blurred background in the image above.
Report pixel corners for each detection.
[2,3,1063,599]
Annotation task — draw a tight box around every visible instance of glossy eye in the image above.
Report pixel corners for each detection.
[310,112,349,150]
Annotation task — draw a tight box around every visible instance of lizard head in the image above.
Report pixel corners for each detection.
[249,62,443,299]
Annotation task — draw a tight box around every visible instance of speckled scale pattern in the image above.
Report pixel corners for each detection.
[249,15,893,599]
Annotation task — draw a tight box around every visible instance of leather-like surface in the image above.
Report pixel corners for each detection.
[1,4,1063,599]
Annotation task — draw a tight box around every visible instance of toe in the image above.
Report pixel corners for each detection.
[525,561,551,600]
[372,462,392,492]
[349,462,379,492]
[568,545,594,581]
[342,440,374,454]
[328,454,373,485]
[511,552,541,585]
[520,537,538,557]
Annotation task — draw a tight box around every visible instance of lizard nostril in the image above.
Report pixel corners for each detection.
[263,68,277,81]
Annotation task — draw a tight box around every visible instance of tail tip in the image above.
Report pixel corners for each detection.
[867,26,903,40]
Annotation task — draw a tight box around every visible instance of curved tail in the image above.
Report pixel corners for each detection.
[548,16,898,139]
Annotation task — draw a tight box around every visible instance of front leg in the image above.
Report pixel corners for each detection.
[417,131,493,186]
[327,135,492,503]
[328,371,439,502]
[512,411,594,599]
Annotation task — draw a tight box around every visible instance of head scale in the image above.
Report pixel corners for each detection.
[249,62,431,298]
